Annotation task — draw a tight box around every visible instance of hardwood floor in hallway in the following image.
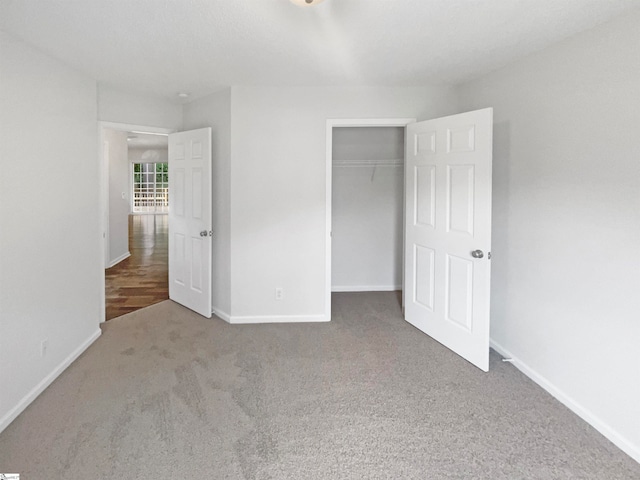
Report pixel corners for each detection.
[105,214,168,320]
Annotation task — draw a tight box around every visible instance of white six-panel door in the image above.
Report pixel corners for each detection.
[168,128,212,318]
[404,108,493,371]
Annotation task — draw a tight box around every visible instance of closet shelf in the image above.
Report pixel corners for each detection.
[333,158,403,167]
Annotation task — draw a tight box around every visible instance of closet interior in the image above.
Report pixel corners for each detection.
[331,126,405,292]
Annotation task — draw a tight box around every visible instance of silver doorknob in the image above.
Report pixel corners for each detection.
[200,230,212,237]
[471,250,484,258]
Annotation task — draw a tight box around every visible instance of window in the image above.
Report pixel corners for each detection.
[132,162,169,213]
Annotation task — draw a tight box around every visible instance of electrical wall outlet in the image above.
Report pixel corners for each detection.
[275,287,283,300]
[40,339,48,357]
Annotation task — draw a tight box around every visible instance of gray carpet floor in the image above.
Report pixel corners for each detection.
[1,292,638,479]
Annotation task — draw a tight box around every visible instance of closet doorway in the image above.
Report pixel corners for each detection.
[325,118,415,317]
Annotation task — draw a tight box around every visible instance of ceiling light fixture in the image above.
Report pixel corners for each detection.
[290,0,326,6]
[177,92,190,99]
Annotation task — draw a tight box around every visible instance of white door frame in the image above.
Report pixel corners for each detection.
[325,118,416,321]
[98,121,175,322]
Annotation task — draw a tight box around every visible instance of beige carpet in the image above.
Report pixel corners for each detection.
[1,292,638,479]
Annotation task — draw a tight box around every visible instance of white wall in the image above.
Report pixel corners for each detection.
[332,127,404,291]
[229,86,458,321]
[457,10,640,462]
[98,85,183,130]
[128,147,169,164]
[183,89,232,318]
[0,31,102,431]
[104,128,130,266]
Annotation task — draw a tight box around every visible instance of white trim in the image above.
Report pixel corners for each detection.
[327,118,417,127]
[490,338,640,464]
[325,123,333,325]
[332,285,402,292]
[107,251,131,268]
[212,307,232,324]
[213,309,329,324]
[325,118,416,325]
[99,131,108,323]
[0,329,101,433]
[229,314,329,324]
[102,138,110,268]
[99,122,176,136]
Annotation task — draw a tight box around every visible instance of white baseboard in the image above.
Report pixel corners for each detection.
[229,314,329,324]
[107,251,130,268]
[211,307,231,324]
[211,307,329,324]
[331,285,401,292]
[0,328,102,433]
[490,339,640,464]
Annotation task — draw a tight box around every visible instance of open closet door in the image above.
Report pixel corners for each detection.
[168,128,212,318]
[404,108,493,371]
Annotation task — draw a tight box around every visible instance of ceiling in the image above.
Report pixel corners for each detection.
[1,0,637,102]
